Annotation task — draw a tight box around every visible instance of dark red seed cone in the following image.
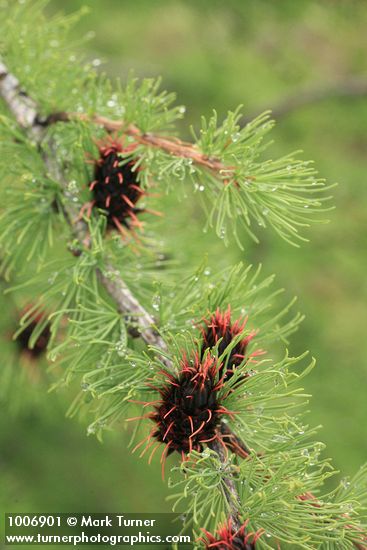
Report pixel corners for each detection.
[200,519,264,550]
[16,306,51,359]
[89,138,145,232]
[201,306,263,381]
[148,354,233,458]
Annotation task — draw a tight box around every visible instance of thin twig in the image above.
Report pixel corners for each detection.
[43,111,235,175]
[0,60,242,529]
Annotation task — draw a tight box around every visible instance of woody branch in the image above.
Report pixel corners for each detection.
[42,111,246,177]
[0,60,242,531]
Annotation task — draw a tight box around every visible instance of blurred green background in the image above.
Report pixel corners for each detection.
[1,0,367,542]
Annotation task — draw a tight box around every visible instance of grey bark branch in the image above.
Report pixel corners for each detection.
[0,60,242,529]
[209,439,242,531]
[0,60,169,363]
[0,62,39,129]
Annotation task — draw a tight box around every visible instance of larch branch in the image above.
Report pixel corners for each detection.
[43,111,236,175]
[0,59,242,529]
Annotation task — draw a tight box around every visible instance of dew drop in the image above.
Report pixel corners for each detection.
[152,295,160,311]
[115,341,126,357]
[67,180,77,192]
[341,478,351,490]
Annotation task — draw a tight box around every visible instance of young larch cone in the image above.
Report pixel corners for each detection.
[131,353,238,473]
[201,306,263,381]
[89,137,146,236]
[201,519,264,549]
[149,354,231,457]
